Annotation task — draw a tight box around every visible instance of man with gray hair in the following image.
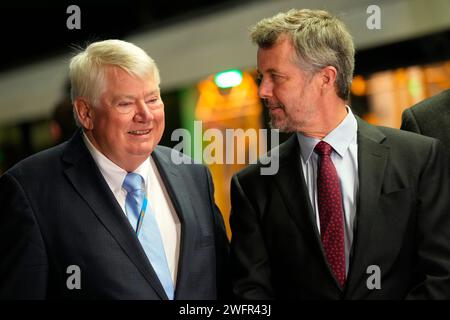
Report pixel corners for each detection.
[0,39,230,299]
[230,9,450,299]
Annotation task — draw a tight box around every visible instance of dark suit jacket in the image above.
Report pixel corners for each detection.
[0,130,230,299]
[401,89,450,169]
[230,117,450,299]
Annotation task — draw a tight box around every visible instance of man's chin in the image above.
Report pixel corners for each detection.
[127,147,154,159]
[269,118,291,133]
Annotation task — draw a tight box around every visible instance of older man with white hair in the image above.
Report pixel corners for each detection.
[0,39,230,300]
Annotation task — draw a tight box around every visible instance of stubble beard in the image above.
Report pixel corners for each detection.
[268,104,302,133]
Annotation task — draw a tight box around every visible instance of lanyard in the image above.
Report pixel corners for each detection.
[136,197,148,236]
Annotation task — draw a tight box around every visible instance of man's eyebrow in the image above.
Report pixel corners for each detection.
[111,90,160,102]
[145,90,160,97]
[111,95,134,103]
[257,68,280,75]
[266,68,281,74]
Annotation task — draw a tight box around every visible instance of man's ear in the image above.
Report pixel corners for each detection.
[73,98,94,130]
[320,66,338,93]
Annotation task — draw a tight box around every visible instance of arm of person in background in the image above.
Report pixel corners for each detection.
[406,139,450,299]
[0,173,48,299]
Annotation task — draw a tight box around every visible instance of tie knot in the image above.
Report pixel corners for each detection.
[314,141,333,156]
[123,173,144,193]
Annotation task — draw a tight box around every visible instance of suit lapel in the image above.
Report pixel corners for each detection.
[273,136,336,281]
[151,148,197,300]
[62,131,168,299]
[345,118,388,295]
[276,123,389,293]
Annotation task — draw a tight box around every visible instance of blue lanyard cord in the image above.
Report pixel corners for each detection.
[136,197,148,236]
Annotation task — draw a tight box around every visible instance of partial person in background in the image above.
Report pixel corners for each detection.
[401,89,450,169]
[229,9,450,299]
[0,143,23,175]
[0,39,230,299]
[50,97,78,144]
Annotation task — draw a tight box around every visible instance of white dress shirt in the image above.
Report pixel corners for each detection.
[296,107,359,275]
[82,133,181,285]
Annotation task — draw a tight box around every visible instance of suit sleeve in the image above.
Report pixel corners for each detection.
[0,173,48,299]
[401,108,421,133]
[406,139,450,299]
[204,166,232,300]
[229,174,274,299]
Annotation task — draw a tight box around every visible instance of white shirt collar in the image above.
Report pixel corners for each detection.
[82,131,150,192]
[296,106,358,163]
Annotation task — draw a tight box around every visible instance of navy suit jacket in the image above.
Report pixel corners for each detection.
[230,117,450,299]
[0,130,230,299]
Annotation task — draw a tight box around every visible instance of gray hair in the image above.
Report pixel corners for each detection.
[69,39,160,124]
[250,9,355,100]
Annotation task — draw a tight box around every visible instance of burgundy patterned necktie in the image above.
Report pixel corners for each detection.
[314,141,346,288]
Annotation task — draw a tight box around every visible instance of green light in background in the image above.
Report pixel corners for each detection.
[214,70,243,88]
[408,79,422,98]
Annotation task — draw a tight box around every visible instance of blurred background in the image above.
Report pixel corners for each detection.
[1,0,450,237]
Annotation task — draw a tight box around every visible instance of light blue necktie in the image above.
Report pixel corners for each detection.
[123,172,174,300]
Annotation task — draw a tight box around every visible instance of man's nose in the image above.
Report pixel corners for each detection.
[258,78,273,99]
[134,100,154,122]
